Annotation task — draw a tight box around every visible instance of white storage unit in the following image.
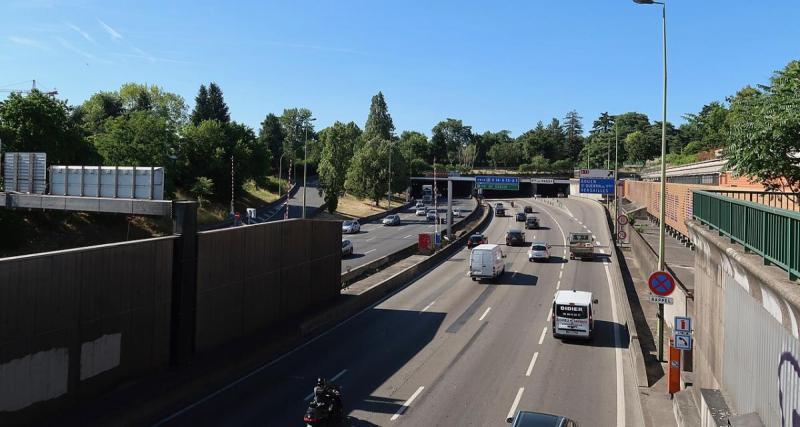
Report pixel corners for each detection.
[49,166,165,200]
[3,152,47,194]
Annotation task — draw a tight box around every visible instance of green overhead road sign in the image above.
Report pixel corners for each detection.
[475,176,519,191]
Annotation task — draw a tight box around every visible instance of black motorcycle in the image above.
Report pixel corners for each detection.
[303,385,343,426]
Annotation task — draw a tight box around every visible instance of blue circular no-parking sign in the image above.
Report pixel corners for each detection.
[648,271,675,297]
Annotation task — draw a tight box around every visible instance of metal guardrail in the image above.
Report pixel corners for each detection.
[693,190,800,281]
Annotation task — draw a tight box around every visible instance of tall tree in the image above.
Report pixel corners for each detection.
[624,131,650,164]
[591,112,615,134]
[546,118,565,159]
[363,91,395,141]
[190,84,210,125]
[117,83,186,126]
[727,60,800,193]
[679,102,729,154]
[430,119,473,165]
[398,131,429,163]
[207,82,230,124]
[258,113,286,169]
[346,137,393,205]
[279,108,315,162]
[318,121,362,212]
[0,90,94,165]
[562,111,584,161]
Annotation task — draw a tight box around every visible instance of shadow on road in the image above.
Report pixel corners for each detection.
[477,271,538,286]
[560,320,630,349]
[344,253,365,260]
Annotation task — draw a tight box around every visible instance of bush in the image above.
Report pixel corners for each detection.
[191,177,214,205]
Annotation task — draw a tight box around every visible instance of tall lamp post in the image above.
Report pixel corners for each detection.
[278,152,286,199]
[634,0,668,362]
[302,117,316,219]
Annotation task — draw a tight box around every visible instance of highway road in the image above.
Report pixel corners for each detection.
[342,197,477,273]
[155,196,643,426]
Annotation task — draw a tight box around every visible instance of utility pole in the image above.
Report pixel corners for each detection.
[230,155,235,216]
[387,142,392,208]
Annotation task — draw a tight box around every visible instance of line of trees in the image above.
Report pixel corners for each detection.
[1,59,797,212]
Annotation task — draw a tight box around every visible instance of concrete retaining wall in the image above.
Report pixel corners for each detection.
[688,220,800,427]
[0,237,175,424]
[195,219,341,352]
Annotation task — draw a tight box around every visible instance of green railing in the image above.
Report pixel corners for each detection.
[693,190,800,281]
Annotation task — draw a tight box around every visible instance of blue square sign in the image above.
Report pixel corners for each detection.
[579,178,615,194]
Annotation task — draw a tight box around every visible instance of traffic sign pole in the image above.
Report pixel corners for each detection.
[649,270,676,363]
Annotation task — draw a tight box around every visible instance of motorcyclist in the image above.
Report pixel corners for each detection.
[313,378,328,406]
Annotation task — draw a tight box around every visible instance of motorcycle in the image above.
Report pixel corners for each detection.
[510,200,515,207]
[304,385,343,426]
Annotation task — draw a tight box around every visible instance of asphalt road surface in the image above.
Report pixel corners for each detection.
[342,198,478,273]
[154,196,643,426]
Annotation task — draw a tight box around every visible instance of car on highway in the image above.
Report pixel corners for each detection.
[557,192,566,198]
[507,410,579,426]
[552,289,597,340]
[452,208,461,218]
[494,202,504,210]
[415,206,427,216]
[467,233,487,249]
[341,239,353,256]
[525,214,540,229]
[515,212,526,222]
[426,209,438,221]
[496,206,506,216]
[533,193,542,198]
[341,220,360,234]
[382,214,401,226]
[524,205,533,214]
[505,229,526,246]
[415,200,425,209]
[528,242,551,262]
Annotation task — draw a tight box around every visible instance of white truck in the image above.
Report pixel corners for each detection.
[469,244,506,281]
[552,290,598,339]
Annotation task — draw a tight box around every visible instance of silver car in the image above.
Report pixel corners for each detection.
[342,239,353,256]
[528,242,551,262]
[382,214,401,226]
[342,220,360,234]
[426,209,438,221]
[416,207,427,216]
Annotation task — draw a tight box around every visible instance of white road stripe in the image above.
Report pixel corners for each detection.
[479,307,491,321]
[506,387,525,421]
[558,271,563,279]
[304,369,348,401]
[364,249,377,254]
[556,281,560,290]
[391,386,425,421]
[403,235,413,239]
[365,238,374,242]
[538,327,547,345]
[603,262,626,427]
[421,301,435,312]
[547,307,553,322]
[526,352,539,376]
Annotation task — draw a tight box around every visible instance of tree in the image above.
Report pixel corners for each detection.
[579,132,614,168]
[562,110,584,161]
[117,83,186,126]
[546,118,566,159]
[191,177,214,206]
[190,84,210,125]
[258,113,286,169]
[345,137,399,205]
[207,82,230,124]
[398,131,429,163]
[726,60,800,193]
[0,90,94,165]
[227,121,270,188]
[363,91,395,141]
[93,110,176,168]
[318,121,362,212]
[517,122,557,162]
[591,112,615,134]
[79,91,124,134]
[679,102,729,154]
[279,108,314,162]
[487,142,519,168]
[176,120,229,199]
[624,131,649,164]
[478,130,514,166]
[430,119,473,165]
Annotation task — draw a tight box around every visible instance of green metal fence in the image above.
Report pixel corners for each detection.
[693,190,800,281]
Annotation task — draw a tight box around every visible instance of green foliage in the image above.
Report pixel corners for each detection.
[552,159,573,171]
[190,84,210,125]
[518,156,551,173]
[191,176,214,205]
[258,113,286,168]
[409,158,431,176]
[0,90,94,165]
[431,119,473,165]
[478,130,515,166]
[117,83,186,126]
[579,132,614,168]
[679,101,728,154]
[726,60,800,192]
[279,108,315,162]
[664,152,699,166]
[79,91,124,134]
[624,131,650,164]
[591,112,614,134]
[345,137,406,205]
[93,110,177,169]
[398,131,429,162]
[319,121,362,212]
[517,122,560,162]
[562,110,584,160]
[363,91,395,141]
[487,141,519,168]
[190,82,230,125]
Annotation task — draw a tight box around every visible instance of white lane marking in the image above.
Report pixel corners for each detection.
[421,300,435,312]
[479,307,491,321]
[391,386,425,421]
[365,238,374,242]
[560,263,565,270]
[603,261,626,427]
[304,369,347,401]
[364,249,377,254]
[547,307,553,322]
[556,281,560,290]
[506,387,525,421]
[526,352,539,376]
[403,235,413,239]
[578,220,583,225]
[558,271,563,280]
[538,327,547,345]
[511,271,518,278]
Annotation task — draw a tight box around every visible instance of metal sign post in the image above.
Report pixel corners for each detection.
[649,270,676,361]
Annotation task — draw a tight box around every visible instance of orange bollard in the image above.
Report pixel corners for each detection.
[668,338,681,395]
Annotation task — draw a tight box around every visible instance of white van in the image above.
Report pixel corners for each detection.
[552,290,598,339]
[469,244,506,281]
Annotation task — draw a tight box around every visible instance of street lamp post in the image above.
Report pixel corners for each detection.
[387,142,392,209]
[302,117,316,219]
[278,152,286,199]
[634,0,668,362]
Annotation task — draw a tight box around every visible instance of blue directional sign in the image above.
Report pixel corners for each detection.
[579,178,615,194]
[475,176,520,190]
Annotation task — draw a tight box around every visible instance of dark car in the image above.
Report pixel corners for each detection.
[515,212,526,222]
[505,229,526,246]
[524,205,533,214]
[507,410,578,426]
[496,207,506,217]
[467,234,487,249]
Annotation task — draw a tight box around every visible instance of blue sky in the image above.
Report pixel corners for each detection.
[2,0,799,136]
